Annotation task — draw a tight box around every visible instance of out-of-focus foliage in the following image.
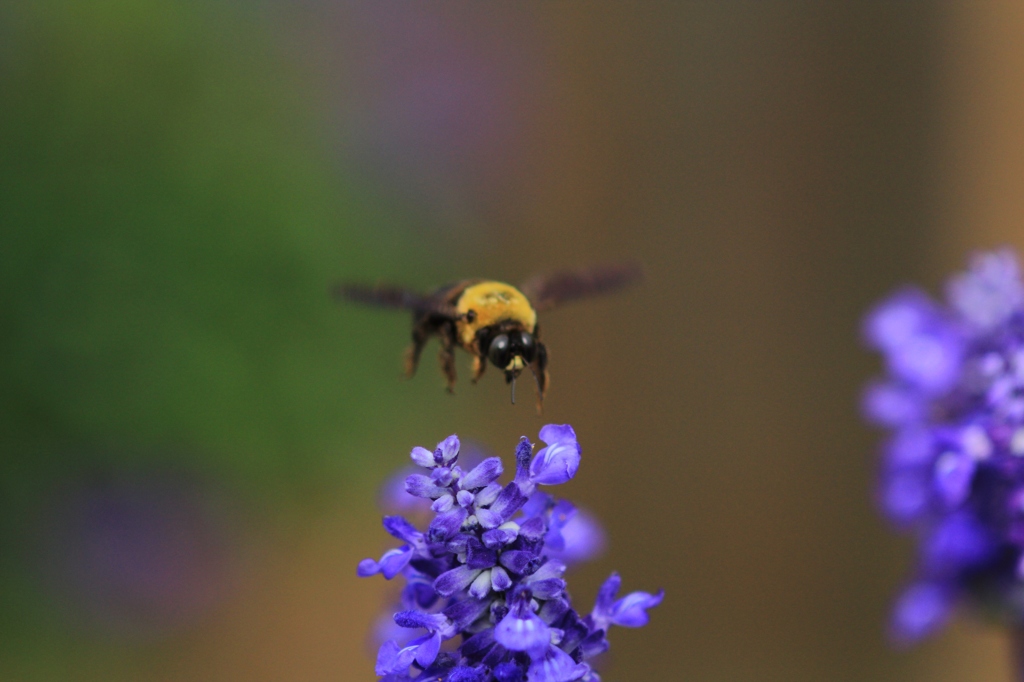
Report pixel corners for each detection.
[0,0,432,667]
[0,0,407,488]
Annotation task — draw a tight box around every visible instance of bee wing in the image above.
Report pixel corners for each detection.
[331,282,460,318]
[519,262,643,312]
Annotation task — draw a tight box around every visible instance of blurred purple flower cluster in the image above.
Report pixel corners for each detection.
[863,249,1024,642]
[359,426,662,681]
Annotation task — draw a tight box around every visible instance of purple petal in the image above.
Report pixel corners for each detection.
[889,582,953,644]
[403,581,439,610]
[406,473,447,499]
[359,546,413,579]
[475,482,502,507]
[547,509,606,565]
[539,424,577,446]
[461,629,496,658]
[527,579,566,600]
[487,482,529,522]
[434,564,481,596]
[884,426,935,468]
[521,491,552,518]
[947,249,1024,332]
[428,507,468,542]
[448,665,486,682]
[863,289,934,350]
[445,533,474,555]
[376,635,426,676]
[443,597,491,630]
[609,589,664,627]
[482,526,519,548]
[476,507,503,529]
[537,597,570,624]
[494,601,550,654]
[923,512,995,574]
[461,457,504,490]
[379,547,414,579]
[375,640,403,676]
[493,662,525,682]
[933,450,976,507]
[499,550,537,575]
[490,566,512,592]
[436,435,460,465]
[889,331,963,394]
[525,560,566,583]
[577,629,609,659]
[467,540,498,570]
[518,516,546,541]
[457,490,476,508]
[410,446,435,468]
[432,466,455,487]
[878,470,930,524]
[529,442,581,486]
[383,516,423,544]
[861,381,927,427]
[469,570,493,599]
[357,558,380,578]
[432,494,456,513]
[864,291,964,394]
[414,631,442,668]
[525,644,589,682]
[593,572,621,617]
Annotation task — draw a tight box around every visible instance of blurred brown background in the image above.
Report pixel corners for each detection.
[3,1,1024,681]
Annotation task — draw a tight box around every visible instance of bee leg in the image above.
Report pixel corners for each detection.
[438,325,458,394]
[471,355,487,384]
[530,341,549,414]
[404,322,430,379]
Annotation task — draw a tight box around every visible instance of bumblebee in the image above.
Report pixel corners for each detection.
[333,263,641,409]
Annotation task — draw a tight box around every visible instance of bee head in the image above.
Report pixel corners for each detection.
[484,328,536,373]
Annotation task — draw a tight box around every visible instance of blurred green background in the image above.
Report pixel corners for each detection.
[2,1,1023,680]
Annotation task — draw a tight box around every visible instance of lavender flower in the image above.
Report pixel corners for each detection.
[359,426,663,681]
[863,249,1024,643]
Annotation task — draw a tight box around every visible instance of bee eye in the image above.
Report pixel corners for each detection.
[488,334,511,369]
[518,331,536,362]
[465,309,477,323]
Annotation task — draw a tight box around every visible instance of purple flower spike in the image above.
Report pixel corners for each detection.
[863,249,1024,643]
[358,427,662,680]
[529,425,581,486]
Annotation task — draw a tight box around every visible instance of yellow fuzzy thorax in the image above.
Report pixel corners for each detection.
[455,281,537,347]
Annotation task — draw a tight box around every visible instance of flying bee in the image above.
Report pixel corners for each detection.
[333,263,641,409]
